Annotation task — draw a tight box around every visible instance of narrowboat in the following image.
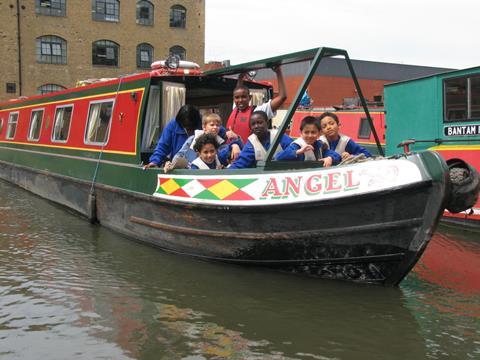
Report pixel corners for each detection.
[385,67,480,228]
[0,47,475,285]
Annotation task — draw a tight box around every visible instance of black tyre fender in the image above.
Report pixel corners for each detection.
[445,159,480,213]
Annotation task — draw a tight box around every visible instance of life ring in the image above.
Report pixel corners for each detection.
[151,60,200,70]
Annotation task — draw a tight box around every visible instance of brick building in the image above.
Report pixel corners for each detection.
[0,0,205,101]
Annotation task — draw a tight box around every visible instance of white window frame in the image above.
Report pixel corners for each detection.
[28,108,45,142]
[6,112,19,140]
[84,99,115,146]
[51,104,74,143]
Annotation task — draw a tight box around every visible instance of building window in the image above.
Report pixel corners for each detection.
[37,84,66,95]
[444,75,480,122]
[170,5,186,28]
[28,109,44,141]
[6,83,16,94]
[137,43,153,69]
[92,40,119,66]
[136,1,153,26]
[36,35,67,64]
[169,45,186,60]
[92,0,119,22]
[52,105,73,142]
[35,0,66,16]
[85,100,114,145]
[6,112,19,140]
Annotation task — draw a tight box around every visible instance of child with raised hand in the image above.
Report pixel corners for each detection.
[229,110,293,169]
[319,112,372,160]
[275,116,340,167]
[165,113,242,172]
[190,133,223,170]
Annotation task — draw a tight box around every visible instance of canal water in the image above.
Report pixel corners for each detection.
[0,179,479,360]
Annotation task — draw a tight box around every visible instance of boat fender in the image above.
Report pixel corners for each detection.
[445,159,480,213]
[87,191,98,224]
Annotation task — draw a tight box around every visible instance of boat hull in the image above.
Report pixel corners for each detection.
[0,152,450,286]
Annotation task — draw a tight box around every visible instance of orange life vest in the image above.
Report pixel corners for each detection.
[226,105,256,144]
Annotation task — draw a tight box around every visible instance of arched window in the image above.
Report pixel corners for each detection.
[92,0,119,22]
[35,0,66,17]
[36,35,67,64]
[37,84,66,95]
[137,43,153,69]
[170,5,186,28]
[92,40,119,66]
[169,45,186,60]
[136,1,154,26]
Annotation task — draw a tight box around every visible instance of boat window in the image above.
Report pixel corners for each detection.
[141,86,161,151]
[162,82,186,129]
[92,0,119,22]
[443,75,480,121]
[137,43,154,69]
[169,46,186,61]
[92,40,119,67]
[52,105,73,142]
[470,76,480,119]
[6,112,19,140]
[357,117,371,139]
[28,109,44,142]
[170,5,186,28]
[35,0,66,17]
[136,1,154,26]
[85,100,114,145]
[36,35,67,64]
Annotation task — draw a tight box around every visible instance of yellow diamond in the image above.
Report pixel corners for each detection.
[208,180,239,199]
[161,179,180,194]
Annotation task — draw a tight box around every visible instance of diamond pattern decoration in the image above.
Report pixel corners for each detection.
[155,176,257,202]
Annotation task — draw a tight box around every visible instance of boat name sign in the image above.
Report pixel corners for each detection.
[153,159,423,206]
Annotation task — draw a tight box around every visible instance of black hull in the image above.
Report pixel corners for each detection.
[0,159,448,286]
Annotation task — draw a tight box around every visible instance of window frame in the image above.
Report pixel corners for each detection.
[84,99,115,146]
[170,5,186,28]
[357,117,372,139]
[92,40,120,67]
[6,112,19,140]
[136,0,154,26]
[28,108,45,142]
[37,84,66,95]
[443,74,480,122]
[136,43,154,69]
[92,0,120,22]
[51,104,74,143]
[35,0,66,17]
[169,45,186,60]
[36,35,67,64]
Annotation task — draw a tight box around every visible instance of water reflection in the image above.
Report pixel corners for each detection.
[0,180,479,359]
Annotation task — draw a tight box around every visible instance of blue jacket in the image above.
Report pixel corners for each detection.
[275,139,341,164]
[229,133,293,169]
[148,118,226,165]
[328,137,372,158]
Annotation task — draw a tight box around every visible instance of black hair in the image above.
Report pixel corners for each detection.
[233,85,250,95]
[193,133,219,153]
[249,110,269,129]
[176,104,201,129]
[300,116,321,131]
[318,111,339,124]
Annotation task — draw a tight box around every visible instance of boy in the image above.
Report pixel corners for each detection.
[165,113,242,172]
[229,111,293,169]
[319,112,372,160]
[275,116,341,167]
[190,133,223,170]
[226,66,287,143]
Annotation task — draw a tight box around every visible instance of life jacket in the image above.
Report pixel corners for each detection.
[320,134,350,154]
[226,105,256,143]
[189,130,224,150]
[191,156,221,169]
[248,130,281,161]
[293,138,322,161]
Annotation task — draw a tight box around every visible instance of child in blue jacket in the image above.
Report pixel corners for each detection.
[190,133,223,170]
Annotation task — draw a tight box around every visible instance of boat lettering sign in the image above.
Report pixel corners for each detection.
[444,124,480,137]
[153,160,423,206]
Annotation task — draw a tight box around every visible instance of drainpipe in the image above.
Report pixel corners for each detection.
[16,0,22,96]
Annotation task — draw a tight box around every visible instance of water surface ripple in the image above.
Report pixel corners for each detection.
[0,180,478,359]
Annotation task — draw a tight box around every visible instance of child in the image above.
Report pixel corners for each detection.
[275,116,341,167]
[318,112,372,160]
[165,113,242,172]
[190,133,223,170]
[229,111,293,169]
[226,66,287,143]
